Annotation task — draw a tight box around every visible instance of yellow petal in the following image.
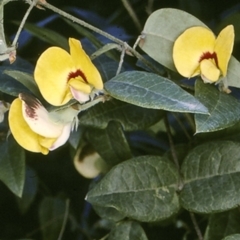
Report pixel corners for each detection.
[214,25,234,76]
[9,98,49,155]
[200,59,220,82]
[69,38,103,90]
[34,47,75,106]
[38,136,57,150]
[173,26,216,78]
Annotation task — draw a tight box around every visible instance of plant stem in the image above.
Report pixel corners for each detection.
[189,212,203,240]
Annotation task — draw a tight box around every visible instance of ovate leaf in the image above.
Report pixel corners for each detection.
[138,8,206,71]
[108,221,148,240]
[86,156,180,222]
[105,71,208,114]
[194,79,240,133]
[0,136,25,197]
[180,141,240,213]
[222,235,240,240]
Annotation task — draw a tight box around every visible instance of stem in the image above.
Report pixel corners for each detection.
[57,199,70,240]
[12,0,37,46]
[36,1,163,76]
[121,0,142,31]
[189,212,203,240]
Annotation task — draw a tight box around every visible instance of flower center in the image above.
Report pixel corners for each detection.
[68,69,88,83]
[199,52,219,68]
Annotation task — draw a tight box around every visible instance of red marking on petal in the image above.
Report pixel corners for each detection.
[199,52,219,67]
[68,69,88,83]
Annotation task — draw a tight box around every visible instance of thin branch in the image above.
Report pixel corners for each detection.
[121,0,142,31]
[146,0,154,15]
[57,199,70,240]
[36,1,163,76]
[12,0,38,46]
[189,212,203,240]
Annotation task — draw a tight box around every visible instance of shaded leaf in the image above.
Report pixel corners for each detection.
[204,209,240,240]
[86,121,132,166]
[139,8,206,71]
[105,71,208,114]
[108,221,148,240]
[39,197,66,240]
[79,99,164,131]
[222,234,240,240]
[86,156,180,222]
[0,136,25,197]
[180,141,240,213]
[194,79,240,133]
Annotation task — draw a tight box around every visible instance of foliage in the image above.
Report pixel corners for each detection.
[1,0,240,240]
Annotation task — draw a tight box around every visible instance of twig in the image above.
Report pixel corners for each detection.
[121,0,142,31]
[36,1,163,76]
[189,212,203,240]
[12,0,38,47]
[146,0,154,15]
[116,43,127,75]
[57,199,70,240]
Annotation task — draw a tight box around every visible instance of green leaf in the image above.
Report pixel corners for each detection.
[86,156,180,222]
[39,197,66,240]
[0,136,25,197]
[204,209,240,240]
[138,8,206,71]
[222,235,240,240]
[79,99,164,131]
[105,71,208,114]
[4,70,42,99]
[16,168,38,214]
[194,79,240,133]
[15,22,68,49]
[180,141,240,213]
[108,221,148,240]
[86,121,132,166]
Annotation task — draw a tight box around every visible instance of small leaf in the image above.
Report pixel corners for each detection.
[0,136,25,197]
[180,141,240,213]
[194,79,240,133]
[39,197,66,240]
[4,70,42,99]
[139,8,206,71]
[222,235,240,240]
[108,221,148,240]
[86,156,180,222]
[204,209,240,240]
[79,99,164,131]
[86,121,132,166]
[105,71,208,114]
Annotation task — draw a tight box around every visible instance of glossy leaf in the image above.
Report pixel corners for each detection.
[86,121,132,166]
[86,156,180,222]
[180,141,240,213]
[0,136,25,197]
[138,8,206,71]
[108,221,148,240]
[204,209,240,240]
[79,99,164,131]
[194,79,240,133]
[105,71,208,114]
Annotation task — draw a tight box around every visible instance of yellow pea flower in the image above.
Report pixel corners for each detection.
[173,25,234,83]
[34,38,103,106]
[9,93,80,155]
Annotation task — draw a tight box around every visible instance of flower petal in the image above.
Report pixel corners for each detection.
[34,46,75,106]
[173,26,216,78]
[9,98,49,155]
[69,38,103,90]
[70,86,91,103]
[20,93,63,138]
[200,59,220,82]
[214,25,234,76]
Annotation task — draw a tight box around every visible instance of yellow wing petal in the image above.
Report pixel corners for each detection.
[34,47,75,106]
[214,25,234,76]
[173,26,216,78]
[69,38,103,90]
[200,59,220,82]
[9,98,49,155]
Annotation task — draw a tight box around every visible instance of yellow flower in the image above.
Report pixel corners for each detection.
[173,25,234,83]
[9,93,80,155]
[34,38,103,106]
